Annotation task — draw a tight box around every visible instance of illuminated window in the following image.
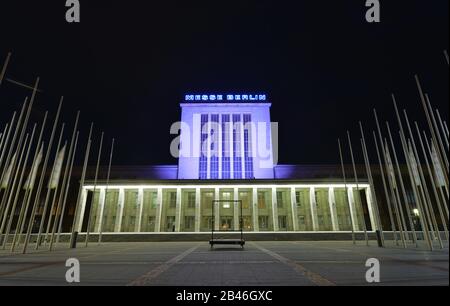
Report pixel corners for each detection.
[276,191,284,208]
[278,216,287,229]
[187,192,196,209]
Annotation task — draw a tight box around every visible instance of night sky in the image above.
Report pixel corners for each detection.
[0,1,448,167]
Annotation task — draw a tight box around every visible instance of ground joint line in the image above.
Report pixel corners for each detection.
[127,244,200,286]
[251,242,336,286]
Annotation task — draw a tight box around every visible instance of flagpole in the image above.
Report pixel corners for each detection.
[22,98,63,254]
[0,113,15,171]
[347,131,369,245]
[0,133,30,247]
[2,124,37,249]
[415,122,449,242]
[425,94,449,170]
[0,52,12,86]
[399,131,433,251]
[0,100,28,219]
[35,124,66,249]
[359,123,384,246]
[69,123,94,248]
[435,109,449,150]
[56,131,80,244]
[50,111,80,246]
[85,132,104,247]
[415,76,448,187]
[444,121,449,139]
[423,133,449,219]
[10,112,48,252]
[404,110,443,249]
[386,122,418,246]
[0,124,10,171]
[374,109,406,248]
[99,138,115,245]
[49,116,81,250]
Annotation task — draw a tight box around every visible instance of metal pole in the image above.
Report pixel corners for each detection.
[338,138,356,244]
[415,124,449,241]
[435,109,449,150]
[426,94,449,170]
[42,112,79,247]
[444,121,449,139]
[444,50,449,66]
[404,110,444,249]
[423,133,449,220]
[0,52,12,86]
[56,131,80,244]
[374,109,406,248]
[99,138,115,245]
[2,123,37,248]
[69,124,94,248]
[347,131,369,245]
[386,122,418,246]
[10,112,48,251]
[0,113,15,172]
[415,76,448,187]
[22,98,63,254]
[85,132,104,247]
[35,124,66,249]
[359,123,384,246]
[373,132,398,246]
[0,133,29,247]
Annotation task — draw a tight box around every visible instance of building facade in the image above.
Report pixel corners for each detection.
[75,94,379,234]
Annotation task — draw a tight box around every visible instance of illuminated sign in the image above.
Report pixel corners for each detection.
[184,94,267,102]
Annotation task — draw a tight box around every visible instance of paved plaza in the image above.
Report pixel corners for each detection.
[0,241,448,286]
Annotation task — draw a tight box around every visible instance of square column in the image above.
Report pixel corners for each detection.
[155,188,163,232]
[114,188,125,233]
[195,187,201,232]
[233,187,239,230]
[271,187,279,231]
[76,189,88,232]
[214,188,220,231]
[365,187,377,230]
[252,188,259,232]
[309,187,319,231]
[328,187,339,231]
[136,188,144,232]
[175,188,182,232]
[94,188,106,233]
[290,188,299,231]
[347,187,359,231]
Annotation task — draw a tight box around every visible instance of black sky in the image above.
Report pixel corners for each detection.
[0,1,448,166]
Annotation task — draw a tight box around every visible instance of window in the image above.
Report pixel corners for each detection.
[243,114,254,179]
[278,216,287,229]
[295,191,301,207]
[233,114,242,179]
[276,191,284,208]
[199,114,208,179]
[166,216,176,231]
[258,192,266,209]
[169,192,177,209]
[259,216,269,230]
[148,216,155,226]
[210,114,219,179]
[184,216,195,230]
[298,215,306,225]
[151,192,158,209]
[187,192,196,209]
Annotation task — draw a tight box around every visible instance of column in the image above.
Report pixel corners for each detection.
[290,188,299,231]
[233,187,239,230]
[214,187,220,231]
[230,114,234,179]
[195,187,201,232]
[309,187,319,231]
[365,187,377,231]
[155,188,163,232]
[95,188,106,233]
[240,114,245,178]
[76,189,88,232]
[136,188,144,232]
[347,187,359,231]
[114,188,125,233]
[271,187,279,231]
[206,115,211,179]
[218,115,223,179]
[252,188,259,232]
[328,187,339,231]
[175,188,182,232]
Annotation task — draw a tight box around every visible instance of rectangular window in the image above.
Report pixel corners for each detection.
[259,216,269,230]
[184,216,195,230]
[277,191,284,209]
[295,191,301,207]
[258,192,266,209]
[166,216,176,232]
[169,192,177,209]
[298,215,305,225]
[187,192,196,209]
[278,216,287,229]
